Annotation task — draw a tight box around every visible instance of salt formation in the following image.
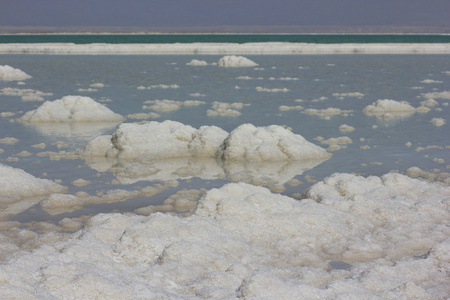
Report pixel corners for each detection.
[85,120,228,160]
[430,118,446,127]
[1,43,449,54]
[216,124,331,162]
[18,95,125,122]
[0,65,31,81]
[0,173,448,298]
[363,99,420,119]
[0,164,66,219]
[217,55,258,67]
[84,121,330,163]
[0,87,53,101]
[186,59,208,66]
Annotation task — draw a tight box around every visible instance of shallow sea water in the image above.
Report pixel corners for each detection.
[1,54,449,223]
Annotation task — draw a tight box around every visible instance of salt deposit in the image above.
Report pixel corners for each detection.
[363,99,421,119]
[142,99,205,111]
[0,65,31,81]
[430,117,446,126]
[186,59,209,66]
[207,102,248,117]
[18,95,125,123]
[303,107,354,120]
[256,86,290,92]
[84,121,330,170]
[0,164,67,219]
[216,124,331,162]
[84,120,229,160]
[422,91,450,99]
[0,87,53,101]
[218,55,258,67]
[0,43,449,54]
[0,173,448,298]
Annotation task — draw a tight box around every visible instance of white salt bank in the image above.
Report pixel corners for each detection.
[0,173,448,298]
[0,65,32,81]
[218,55,258,67]
[84,121,330,162]
[18,95,125,122]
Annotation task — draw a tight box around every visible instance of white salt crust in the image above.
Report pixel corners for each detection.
[0,173,448,298]
[217,55,258,67]
[0,65,32,81]
[18,95,125,123]
[84,120,331,162]
[0,43,449,54]
[0,164,67,219]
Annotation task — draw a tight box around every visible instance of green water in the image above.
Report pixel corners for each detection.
[1,34,449,44]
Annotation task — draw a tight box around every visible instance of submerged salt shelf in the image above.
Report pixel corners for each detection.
[0,42,450,54]
[0,52,449,298]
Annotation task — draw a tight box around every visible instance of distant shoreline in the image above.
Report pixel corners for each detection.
[1,32,450,36]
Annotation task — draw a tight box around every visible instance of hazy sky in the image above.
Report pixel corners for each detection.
[1,0,449,31]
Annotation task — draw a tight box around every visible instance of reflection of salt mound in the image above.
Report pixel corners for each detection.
[0,164,66,218]
[19,95,125,122]
[3,173,448,298]
[85,121,330,162]
[23,122,121,140]
[217,124,331,162]
[0,65,32,81]
[218,55,258,67]
[363,99,417,120]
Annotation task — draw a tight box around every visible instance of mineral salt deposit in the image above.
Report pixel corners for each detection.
[217,55,258,67]
[18,95,125,122]
[362,99,424,119]
[84,120,331,162]
[0,164,67,219]
[0,65,32,81]
[0,173,448,298]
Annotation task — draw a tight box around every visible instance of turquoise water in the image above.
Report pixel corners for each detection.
[1,34,450,44]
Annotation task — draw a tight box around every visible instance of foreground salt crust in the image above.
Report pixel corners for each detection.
[0,164,66,219]
[18,95,125,122]
[0,173,448,298]
[217,55,258,67]
[84,120,331,162]
[0,43,449,54]
[0,65,32,81]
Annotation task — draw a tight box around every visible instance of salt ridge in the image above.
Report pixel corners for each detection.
[0,42,449,54]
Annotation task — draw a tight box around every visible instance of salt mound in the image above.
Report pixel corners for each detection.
[363,99,417,119]
[0,164,67,218]
[0,173,448,298]
[186,59,208,66]
[85,120,228,160]
[84,121,330,162]
[18,95,125,122]
[218,55,258,67]
[0,164,66,201]
[0,65,32,81]
[217,124,331,162]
